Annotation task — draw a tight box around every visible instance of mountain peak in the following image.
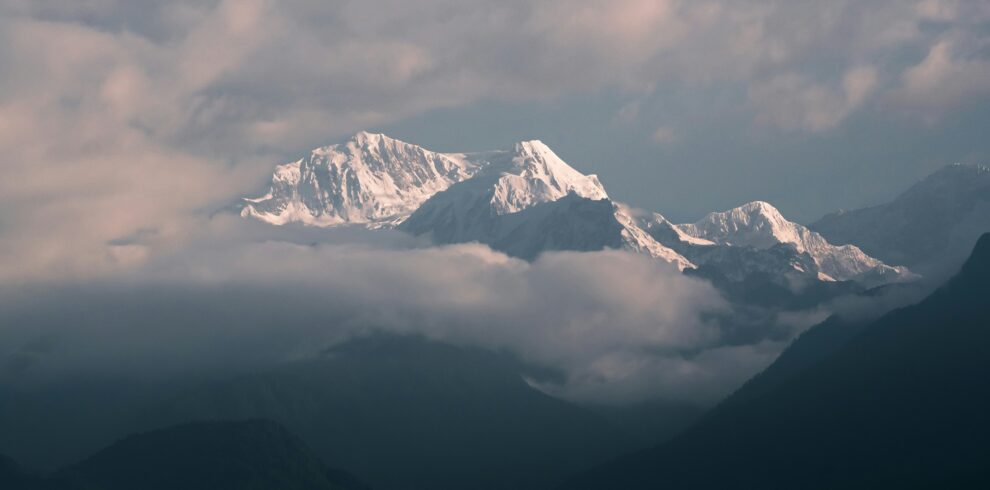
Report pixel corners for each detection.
[513,139,551,155]
[345,130,400,151]
[351,130,385,142]
[678,200,912,283]
[477,140,608,215]
[502,140,606,197]
[398,138,689,268]
[241,134,491,226]
[684,201,791,245]
[510,140,575,174]
[738,200,783,215]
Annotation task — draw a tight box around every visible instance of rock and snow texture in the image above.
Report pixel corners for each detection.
[399,140,608,240]
[243,133,691,268]
[241,131,915,282]
[481,140,610,215]
[637,212,716,248]
[400,140,693,269]
[675,201,912,283]
[638,211,833,287]
[241,132,492,227]
[811,163,990,273]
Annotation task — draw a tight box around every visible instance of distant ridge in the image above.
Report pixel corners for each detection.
[241,132,913,284]
[811,162,990,272]
[562,233,990,489]
[675,200,913,283]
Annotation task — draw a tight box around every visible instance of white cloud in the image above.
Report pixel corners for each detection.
[749,65,878,131]
[894,39,990,118]
[0,219,774,405]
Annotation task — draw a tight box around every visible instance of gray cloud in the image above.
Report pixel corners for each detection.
[0,217,789,406]
[0,0,983,408]
[3,0,990,279]
[749,66,879,132]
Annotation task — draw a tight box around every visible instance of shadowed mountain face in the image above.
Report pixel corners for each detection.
[0,332,701,490]
[398,141,693,268]
[405,192,628,261]
[1,420,367,490]
[143,336,680,490]
[564,233,990,490]
[682,243,865,310]
[811,163,990,274]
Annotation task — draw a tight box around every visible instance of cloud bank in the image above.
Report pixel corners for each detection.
[0,217,805,405]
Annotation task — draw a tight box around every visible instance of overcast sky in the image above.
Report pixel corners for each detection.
[3,0,990,279]
[2,0,979,407]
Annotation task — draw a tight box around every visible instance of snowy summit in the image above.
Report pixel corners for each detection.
[242,132,912,282]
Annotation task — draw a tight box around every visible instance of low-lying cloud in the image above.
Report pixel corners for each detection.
[0,216,798,406]
[0,0,967,412]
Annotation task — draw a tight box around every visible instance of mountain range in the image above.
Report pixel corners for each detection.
[6,237,985,490]
[242,131,490,227]
[242,132,918,287]
[811,163,990,275]
[5,132,989,489]
[562,233,990,489]
[142,336,692,490]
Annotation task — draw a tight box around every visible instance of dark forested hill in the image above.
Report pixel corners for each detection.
[146,337,647,490]
[564,233,990,489]
[1,419,367,490]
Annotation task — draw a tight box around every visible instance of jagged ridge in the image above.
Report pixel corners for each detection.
[242,132,914,281]
[675,201,913,283]
[242,132,494,227]
[811,163,990,272]
[398,140,693,269]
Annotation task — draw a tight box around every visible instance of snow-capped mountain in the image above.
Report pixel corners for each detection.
[399,140,692,268]
[637,212,716,250]
[241,132,493,227]
[674,201,912,283]
[811,163,990,274]
[637,209,854,304]
[399,139,608,236]
[241,131,913,283]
